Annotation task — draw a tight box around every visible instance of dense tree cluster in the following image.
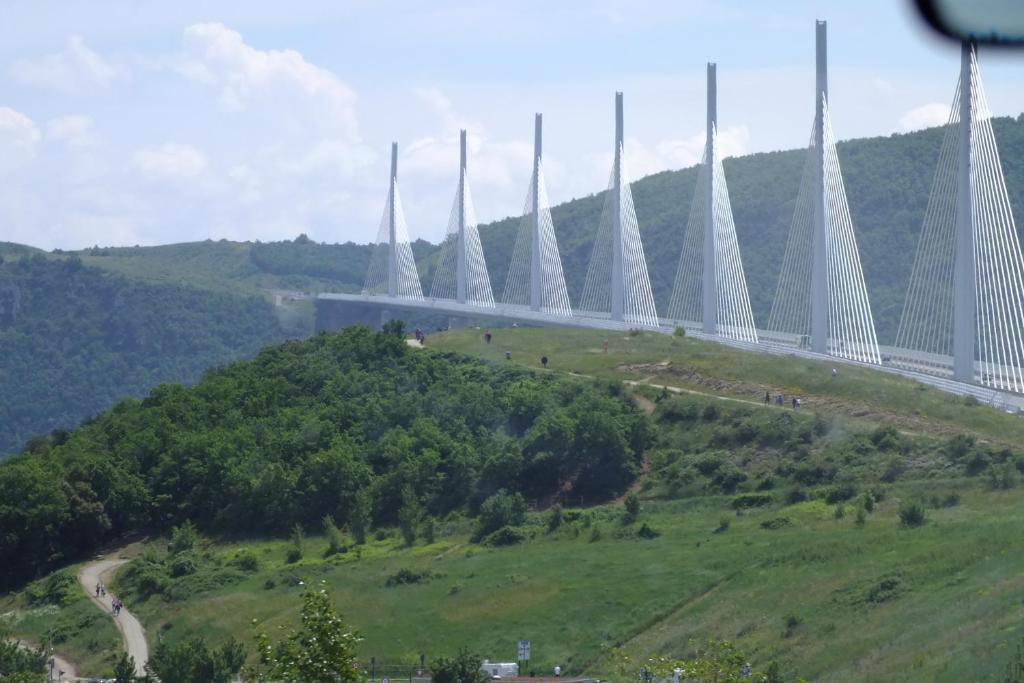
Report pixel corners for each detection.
[0,325,648,589]
[0,256,287,457]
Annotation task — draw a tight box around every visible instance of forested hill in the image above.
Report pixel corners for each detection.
[0,255,287,457]
[0,324,647,588]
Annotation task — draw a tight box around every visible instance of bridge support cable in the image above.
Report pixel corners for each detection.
[579,92,659,328]
[895,44,1024,391]
[502,115,573,316]
[666,63,757,342]
[429,130,495,307]
[363,142,424,299]
[766,20,880,364]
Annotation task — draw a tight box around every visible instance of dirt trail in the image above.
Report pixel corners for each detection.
[11,640,78,681]
[78,556,148,676]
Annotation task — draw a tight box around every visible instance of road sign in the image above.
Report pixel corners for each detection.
[517,640,531,661]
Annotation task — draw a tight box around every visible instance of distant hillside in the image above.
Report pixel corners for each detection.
[0,256,288,456]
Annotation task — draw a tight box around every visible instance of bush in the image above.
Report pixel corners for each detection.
[229,549,260,573]
[637,523,661,539]
[898,501,927,528]
[323,515,345,557]
[546,504,563,532]
[623,493,641,524]
[26,571,78,607]
[855,506,867,527]
[483,526,527,547]
[473,489,527,542]
[287,524,305,563]
[760,517,793,530]
[834,504,846,520]
[701,404,721,422]
[989,461,1020,490]
[169,521,200,555]
[731,493,774,510]
[825,482,857,504]
[785,488,808,505]
[169,551,199,578]
[714,517,731,534]
[385,568,433,587]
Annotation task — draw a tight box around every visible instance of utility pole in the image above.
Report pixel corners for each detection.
[388,142,398,298]
[456,130,467,304]
[531,114,543,311]
[611,93,625,322]
[810,20,829,353]
[702,62,718,335]
[953,41,976,382]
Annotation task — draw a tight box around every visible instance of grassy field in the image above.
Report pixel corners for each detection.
[429,327,1024,446]
[6,327,1024,681]
[57,485,1024,682]
[0,565,122,676]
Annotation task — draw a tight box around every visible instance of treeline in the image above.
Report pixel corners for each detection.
[0,255,287,456]
[0,324,648,589]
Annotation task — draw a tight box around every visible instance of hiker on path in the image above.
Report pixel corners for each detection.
[484,330,492,345]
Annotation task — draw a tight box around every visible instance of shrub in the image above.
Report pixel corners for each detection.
[546,504,563,532]
[834,504,846,520]
[825,482,857,504]
[422,516,437,544]
[701,404,721,422]
[731,493,773,510]
[287,524,305,563]
[714,517,731,534]
[760,517,792,530]
[782,614,801,638]
[169,551,199,578]
[263,578,276,590]
[483,526,527,547]
[673,326,686,337]
[589,525,602,542]
[861,492,875,513]
[623,493,641,524]
[229,549,260,573]
[473,489,527,542]
[785,488,808,505]
[323,515,345,557]
[989,461,1020,490]
[855,506,867,527]
[898,501,927,528]
[169,520,200,555]
[385,568,433,587]
[637,523,661,539]
[26,571,77,607]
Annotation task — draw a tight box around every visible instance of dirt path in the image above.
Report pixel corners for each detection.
[78,557,148,676]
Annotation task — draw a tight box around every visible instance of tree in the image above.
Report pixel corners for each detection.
[112,652,137,682]
[350,489,372,545]
[248,588,361,683]
[473,489,527,541]
[623,493,641,524]
[398,487,421,547]
[431,648,489,683]
[0,628,46,681]
[146,636,238,683]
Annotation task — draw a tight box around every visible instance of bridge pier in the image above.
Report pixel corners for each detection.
[953,42,976,383]
[810,20,829,354]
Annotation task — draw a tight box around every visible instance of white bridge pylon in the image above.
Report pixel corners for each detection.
[895,43,1024,392]
[363,142,424,300]
[502,114,573,316]
[430,130,495,307]
[667,63,758,343]
[766,20,880,364]
[578,92,660,327]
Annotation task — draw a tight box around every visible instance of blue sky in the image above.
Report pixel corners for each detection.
[0,0,1021,250]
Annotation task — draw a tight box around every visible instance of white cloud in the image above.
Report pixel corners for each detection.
[46,115,97,149]
[132,143,208,180]
[9,36,127,95]
[0,107,41,173]
[898,103,950,132]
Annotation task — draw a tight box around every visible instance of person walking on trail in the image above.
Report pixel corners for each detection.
[484,330,492,345]
[792,396,798,409]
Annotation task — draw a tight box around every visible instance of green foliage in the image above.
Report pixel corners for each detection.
[146,634,244,683]
[112,652,138,682]
[760,517,792,530]
[25,570,77,607]
[731,493,773,510]
[248,588,361,683]
[0,326,649,587]
[0,255,285,457]
[323,515,345,557]
[898,501,927,528]
[623,493,641,524]
[546,504,563,532]
[0,625,46,680]
[228,549,260,572]
[473,490,527,542]
[482,526,527,547]
[398,487,421,547]
[989,461,1020,491]
[287,525,305,564]
[431,648,489,683]
[385,568,433,587]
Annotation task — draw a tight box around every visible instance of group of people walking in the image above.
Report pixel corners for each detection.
[764,391,801,409]
[95,582,125,616]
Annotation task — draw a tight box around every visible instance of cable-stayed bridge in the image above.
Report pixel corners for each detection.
[318,22,1024,405]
